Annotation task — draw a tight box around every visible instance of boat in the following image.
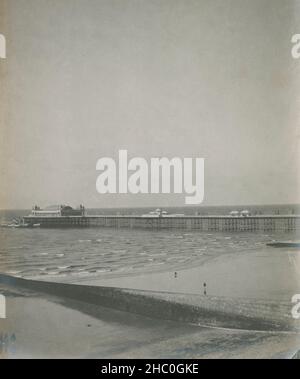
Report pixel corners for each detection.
[142,208,184,217]
[0,222,30,228]
[266,241,300,248]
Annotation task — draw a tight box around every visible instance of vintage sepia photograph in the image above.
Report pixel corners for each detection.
[0,0,300,361]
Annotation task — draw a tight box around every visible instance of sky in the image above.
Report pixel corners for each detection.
[0,0,299,209]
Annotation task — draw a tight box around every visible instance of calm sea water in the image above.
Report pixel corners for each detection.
[0,206,298,282]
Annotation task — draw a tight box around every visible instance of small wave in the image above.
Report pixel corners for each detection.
[69,264,86,269]
[149,262,165,266]
[70,271,91,276]
[96,268,111,273]
[6,270,22,275]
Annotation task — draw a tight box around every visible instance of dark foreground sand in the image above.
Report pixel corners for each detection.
[0,275,299,359]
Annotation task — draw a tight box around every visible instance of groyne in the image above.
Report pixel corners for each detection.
[0,274,298,332]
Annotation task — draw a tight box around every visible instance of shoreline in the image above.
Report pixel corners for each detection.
[25,245,300,302]
[0,273,299,358]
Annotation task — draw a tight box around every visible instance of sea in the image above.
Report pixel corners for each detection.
[0,204,299,284]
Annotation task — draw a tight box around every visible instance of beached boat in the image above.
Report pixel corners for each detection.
[266,241,300,248]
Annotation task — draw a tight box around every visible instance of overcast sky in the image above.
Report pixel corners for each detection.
[0,0,299,209]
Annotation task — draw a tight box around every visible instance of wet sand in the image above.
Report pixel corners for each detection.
[1,244,299,358]
[0,283,299,359]
[62,246,300,301]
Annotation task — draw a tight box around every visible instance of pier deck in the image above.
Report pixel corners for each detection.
[23,214,300,232]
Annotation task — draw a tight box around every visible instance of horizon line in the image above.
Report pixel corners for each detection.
[1,202,300,212]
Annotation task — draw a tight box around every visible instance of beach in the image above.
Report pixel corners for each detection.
[1,210,300,358]
[0,277,299,359]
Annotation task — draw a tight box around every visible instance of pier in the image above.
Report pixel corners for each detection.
[23,214,300,232]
